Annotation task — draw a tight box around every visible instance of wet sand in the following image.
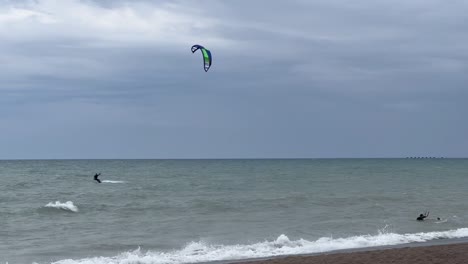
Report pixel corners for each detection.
[232,242,468,264]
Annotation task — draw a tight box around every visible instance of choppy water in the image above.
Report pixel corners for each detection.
[2,159,468,264]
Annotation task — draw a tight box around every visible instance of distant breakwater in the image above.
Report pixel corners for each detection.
[405,157,445,159]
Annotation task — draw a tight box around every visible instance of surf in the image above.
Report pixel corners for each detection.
[51,228,468,264]
[44,201,79,213]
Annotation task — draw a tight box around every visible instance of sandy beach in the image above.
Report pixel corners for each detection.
[233,242,468,264]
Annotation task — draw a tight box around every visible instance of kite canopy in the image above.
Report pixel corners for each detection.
[191,44,212,72]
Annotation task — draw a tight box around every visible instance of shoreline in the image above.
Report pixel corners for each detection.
[225,239,468,264]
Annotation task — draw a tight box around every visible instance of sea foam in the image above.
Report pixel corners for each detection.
[44,201,79,212]
[52,228,468,264]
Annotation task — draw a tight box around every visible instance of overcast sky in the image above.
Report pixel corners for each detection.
[0,0,467,159]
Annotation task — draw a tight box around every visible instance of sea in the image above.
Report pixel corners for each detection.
[2,159,468,264]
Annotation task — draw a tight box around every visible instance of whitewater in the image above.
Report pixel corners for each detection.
[52,228,468,264]
[44,201,79,212]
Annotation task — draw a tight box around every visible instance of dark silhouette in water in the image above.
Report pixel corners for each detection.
[94,173,101,183]
[417,211,429,221]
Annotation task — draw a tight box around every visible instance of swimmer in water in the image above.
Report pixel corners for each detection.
[94,173,101,183]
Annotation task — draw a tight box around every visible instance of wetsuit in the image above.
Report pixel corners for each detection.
[417,214,427,221]
[94,173,101,183]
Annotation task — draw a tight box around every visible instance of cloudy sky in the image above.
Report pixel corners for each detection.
[0,0,467,159]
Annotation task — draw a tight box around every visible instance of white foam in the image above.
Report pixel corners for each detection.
[44,201,78,212]
[102,180,125,183]
[51,228,468,264]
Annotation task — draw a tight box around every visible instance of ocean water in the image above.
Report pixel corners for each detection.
[2,159,468,264]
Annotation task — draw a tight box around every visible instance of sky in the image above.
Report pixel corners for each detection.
[0,0,467,159]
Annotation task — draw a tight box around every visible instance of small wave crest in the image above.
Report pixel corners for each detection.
[102,180,125,183]
[44,201,78,212]
[51,228,468,264]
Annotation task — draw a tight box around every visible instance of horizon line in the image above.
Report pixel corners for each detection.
[0,157,463,161]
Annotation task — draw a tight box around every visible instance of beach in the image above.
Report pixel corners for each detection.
[234,242,468,264]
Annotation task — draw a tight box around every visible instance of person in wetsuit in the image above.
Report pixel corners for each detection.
[417,211,429,221]
[94,173,101,183]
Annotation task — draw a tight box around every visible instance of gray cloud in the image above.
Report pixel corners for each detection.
[0,0,467,158]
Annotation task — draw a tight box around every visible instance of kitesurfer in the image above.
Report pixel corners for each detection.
[417,211,429,221]
[94,173,101,183]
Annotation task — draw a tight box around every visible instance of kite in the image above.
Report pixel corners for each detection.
[191,44,212,72]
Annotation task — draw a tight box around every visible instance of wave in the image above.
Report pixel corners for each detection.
[102,180,125,183]
[44,201,78,212]
[51,228,468,264]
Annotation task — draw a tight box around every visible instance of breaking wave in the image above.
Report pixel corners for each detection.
[44,201,78,213]
[52,228,468,264]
